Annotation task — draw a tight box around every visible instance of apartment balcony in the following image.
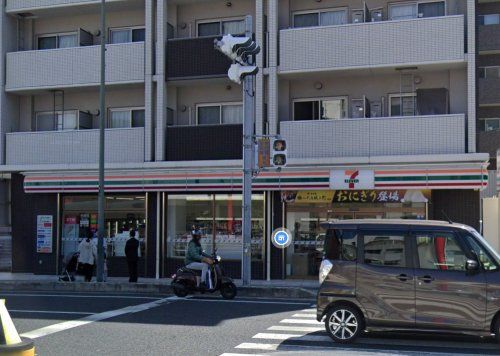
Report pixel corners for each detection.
[281,114,466,159]
[478,25,500,52]
[279,16,465,74]
[5,42,144,92]
[5,128,144,166]
[5,0,126,13]
[167,36,232,80]
[479,78,500,105]
[166,124,242,161]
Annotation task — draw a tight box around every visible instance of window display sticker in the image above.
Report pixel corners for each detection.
[36,215,53,253]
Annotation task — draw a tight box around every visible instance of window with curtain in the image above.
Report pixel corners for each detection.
[222,20,245,35]
[198,19,245,36]
[110,28,145,44]
[389,94,417,117]
[38,33,77,50]
[389,3,418,20]
[36,110,80,131]
[294,9,347,28]
[483,118,500,132]
[198,106,221,125]
[109,108,145,128]
[222,105,243,124]
[294,98,347,120]
[418,1,445,18]
[320,10,347,26]
[480,14,500,25]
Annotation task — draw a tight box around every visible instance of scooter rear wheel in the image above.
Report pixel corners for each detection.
[172,282,189,298]
[220,282,237,300]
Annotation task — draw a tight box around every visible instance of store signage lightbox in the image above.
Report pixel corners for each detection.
[330,170,375,190]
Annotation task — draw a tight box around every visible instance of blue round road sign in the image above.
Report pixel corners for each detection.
[272,228,292,249]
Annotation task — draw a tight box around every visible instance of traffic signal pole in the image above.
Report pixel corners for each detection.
[241,15,254,286]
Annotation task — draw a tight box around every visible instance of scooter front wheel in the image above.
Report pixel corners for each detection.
[220,282,237,300]
[172,282,189,298]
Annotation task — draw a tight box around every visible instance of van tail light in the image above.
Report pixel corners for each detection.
[319,259,333,284]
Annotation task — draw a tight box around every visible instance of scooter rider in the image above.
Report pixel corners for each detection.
[185,228,214,289]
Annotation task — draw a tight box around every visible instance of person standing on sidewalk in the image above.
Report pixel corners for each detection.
[78,230,97,282]
[125,229,139,283]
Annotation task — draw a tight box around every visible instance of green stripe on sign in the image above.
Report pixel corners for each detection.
[376,175,485,182]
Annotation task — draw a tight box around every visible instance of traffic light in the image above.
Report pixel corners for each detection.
[271,139,287,167]
[214,34,260,84]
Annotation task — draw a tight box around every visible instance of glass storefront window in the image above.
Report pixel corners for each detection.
[166,194,265,262]
[61,195,146,259]
[284,190,428,278]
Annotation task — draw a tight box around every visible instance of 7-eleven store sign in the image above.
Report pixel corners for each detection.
[330,170,375,190]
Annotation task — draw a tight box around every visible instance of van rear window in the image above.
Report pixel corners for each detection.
[325,229,357,261]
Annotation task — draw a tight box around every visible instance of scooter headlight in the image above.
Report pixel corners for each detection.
[319,259,333,284]
[216,255,222,262]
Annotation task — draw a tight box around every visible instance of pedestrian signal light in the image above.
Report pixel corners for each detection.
[271,139,287,167]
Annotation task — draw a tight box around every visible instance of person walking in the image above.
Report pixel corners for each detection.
[125,229,140,283]
[78,230,97,282]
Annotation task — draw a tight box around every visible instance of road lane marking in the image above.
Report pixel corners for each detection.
[20,296,180,339]
[280,318,323,325]
[268,325,324,332]
[292,313,317,318]
[10,310,95,315]
[253,333,331,342]
[0,293,162,300]
[235,343,279,351]
[184,298,310,305]
[220,354,266,356]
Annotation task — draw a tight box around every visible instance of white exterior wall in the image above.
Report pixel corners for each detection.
[6,0,127,12]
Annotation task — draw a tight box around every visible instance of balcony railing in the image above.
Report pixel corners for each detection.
[167,36,232,80]
[6,42,144,92]
[279,16,465,73]
[6,0,125,12]
[281,114,466,159]
[479,78,500,105]
[478,24,500,52]
[6,128,144,165]
[166,124,242,161]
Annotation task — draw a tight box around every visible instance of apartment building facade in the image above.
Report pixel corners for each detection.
[477,0,500,252]
[0,0,490,280]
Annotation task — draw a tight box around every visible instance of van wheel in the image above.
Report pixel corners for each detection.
[495,318,500,344]
[325,305,363,343]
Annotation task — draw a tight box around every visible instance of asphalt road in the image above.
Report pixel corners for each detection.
[0,291,498,356]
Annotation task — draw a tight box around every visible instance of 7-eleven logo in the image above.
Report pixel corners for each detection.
[330,170,375,190]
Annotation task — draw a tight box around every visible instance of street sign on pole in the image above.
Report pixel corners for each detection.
[96,0,106,282]
[241,15,254,286]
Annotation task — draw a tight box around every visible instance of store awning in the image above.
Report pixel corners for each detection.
[23,165,489,193]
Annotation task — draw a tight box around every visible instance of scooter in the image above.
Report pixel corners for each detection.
[171,251,237,300]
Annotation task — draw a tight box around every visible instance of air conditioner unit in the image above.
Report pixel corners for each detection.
[352,9,364,23]
[371,9,383,22]
[370,101,383,118]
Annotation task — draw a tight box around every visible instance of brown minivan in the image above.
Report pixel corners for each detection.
[316,219,500,343]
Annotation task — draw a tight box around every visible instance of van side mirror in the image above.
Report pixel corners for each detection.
[465,259,479,271]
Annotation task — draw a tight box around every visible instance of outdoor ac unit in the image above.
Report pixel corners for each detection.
[371,9,383,22]
[352,10,364,23]
[370,101,383,118]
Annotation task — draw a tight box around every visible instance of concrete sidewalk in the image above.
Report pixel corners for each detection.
[0,273,318,299]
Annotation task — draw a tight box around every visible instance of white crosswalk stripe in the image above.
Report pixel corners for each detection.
[222,308,498,356]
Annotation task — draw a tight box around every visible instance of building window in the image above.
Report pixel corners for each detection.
[481,118,500,132]
[293,8,347,28]
[389,93,417,116]
[389,1,445,21]
[109,27,145,44]
[166,194,265,262]
[109,108,145,128]
[61,195,146,259]
[37,33,78,50]
[35,110,91,131]
[293,98,347,121]
[479,66,500,79]
[196,103,243,125]
[197,18,245,37]
[364,231,407,267]
[479,14,500,26]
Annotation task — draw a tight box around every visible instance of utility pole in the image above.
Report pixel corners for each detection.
[214,15,259,286]
[241,15,254,286]
[96,0,106,282]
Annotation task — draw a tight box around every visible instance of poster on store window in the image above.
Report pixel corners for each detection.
[36,215,53,253]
